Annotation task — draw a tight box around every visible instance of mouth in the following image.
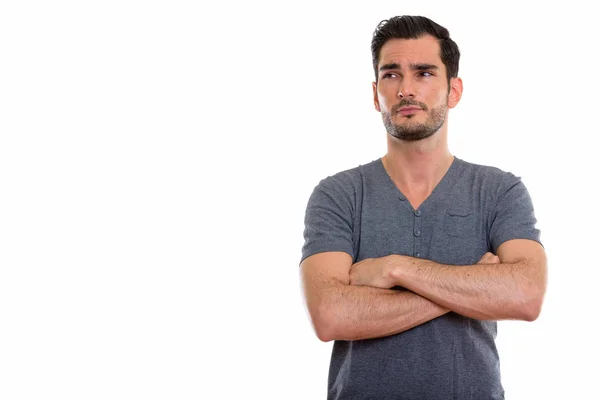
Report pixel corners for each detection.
[397,107,422,115]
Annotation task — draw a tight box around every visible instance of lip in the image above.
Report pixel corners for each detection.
[397,107,422,115]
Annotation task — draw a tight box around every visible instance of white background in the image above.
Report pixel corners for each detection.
[1,1,598,399]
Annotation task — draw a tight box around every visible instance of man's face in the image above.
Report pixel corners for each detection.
[373,35,458,141]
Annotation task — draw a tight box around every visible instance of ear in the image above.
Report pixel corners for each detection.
[372,81,381,112]
[447,77,463,109]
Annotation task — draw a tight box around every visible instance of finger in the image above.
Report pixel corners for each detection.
[477,252,494,263]
[478,253,501,264]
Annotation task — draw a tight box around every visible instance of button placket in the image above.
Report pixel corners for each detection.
[413,209,422,257]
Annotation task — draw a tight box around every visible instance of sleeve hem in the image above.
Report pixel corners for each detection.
[492,234,543,254]
[300,245,354,266]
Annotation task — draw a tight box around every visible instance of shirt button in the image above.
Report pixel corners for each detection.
[415,210,421,216]
[415,252,421,257]
[414,230,421,237]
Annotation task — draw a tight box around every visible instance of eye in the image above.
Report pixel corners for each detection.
[419,71,433,77]
[382,73,398,79]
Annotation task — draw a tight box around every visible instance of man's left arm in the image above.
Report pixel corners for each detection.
[350,172,547,321]
[351,239,547,321]
[393,172,547,321]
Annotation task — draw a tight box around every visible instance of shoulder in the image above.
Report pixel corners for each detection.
[456,157,517,179]
[310,158,380,197]
[455,157,524,190]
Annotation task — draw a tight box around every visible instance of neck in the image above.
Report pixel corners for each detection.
[382,129,454,196]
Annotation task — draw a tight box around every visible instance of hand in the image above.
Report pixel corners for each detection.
[477,252,500,265]
[349,255,396,289]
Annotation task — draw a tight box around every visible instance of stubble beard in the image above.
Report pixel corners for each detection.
[382,102,448,142]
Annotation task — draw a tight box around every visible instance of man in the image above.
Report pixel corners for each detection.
[299,15,546,399]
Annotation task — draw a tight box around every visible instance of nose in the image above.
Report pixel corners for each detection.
[397,80,415,99]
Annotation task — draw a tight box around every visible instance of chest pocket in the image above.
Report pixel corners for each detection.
[444,208,476,237]
[439,208,481,265]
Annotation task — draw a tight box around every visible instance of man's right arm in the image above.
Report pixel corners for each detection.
[300,251,449,342]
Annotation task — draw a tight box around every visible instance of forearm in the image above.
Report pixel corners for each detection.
[317,280,449,341]
[389,256,539,321]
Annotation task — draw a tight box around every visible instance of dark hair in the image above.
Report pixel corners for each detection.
[371,16,460,84]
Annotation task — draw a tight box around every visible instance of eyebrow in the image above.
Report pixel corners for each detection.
[379,63,439,72]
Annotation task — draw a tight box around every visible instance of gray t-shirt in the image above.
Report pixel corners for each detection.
[300,157,541,400]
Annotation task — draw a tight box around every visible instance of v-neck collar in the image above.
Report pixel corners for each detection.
[375,156,462,212]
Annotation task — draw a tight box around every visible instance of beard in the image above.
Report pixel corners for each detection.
[382,100,447,141]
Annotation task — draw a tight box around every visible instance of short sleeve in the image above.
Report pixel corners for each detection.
[300,177,355,265]
[489,173,542,253]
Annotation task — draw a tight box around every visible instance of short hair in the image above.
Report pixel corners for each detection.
[371,15,460,84]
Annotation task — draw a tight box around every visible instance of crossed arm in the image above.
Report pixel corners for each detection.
[300,239,547,342]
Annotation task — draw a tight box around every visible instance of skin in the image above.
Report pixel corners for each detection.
[373,35,463,209]
[350,241,546,321]
[300,35,547,342]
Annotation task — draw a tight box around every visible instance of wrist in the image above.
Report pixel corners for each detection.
[384,254,402,285]
[386,254,429,286]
